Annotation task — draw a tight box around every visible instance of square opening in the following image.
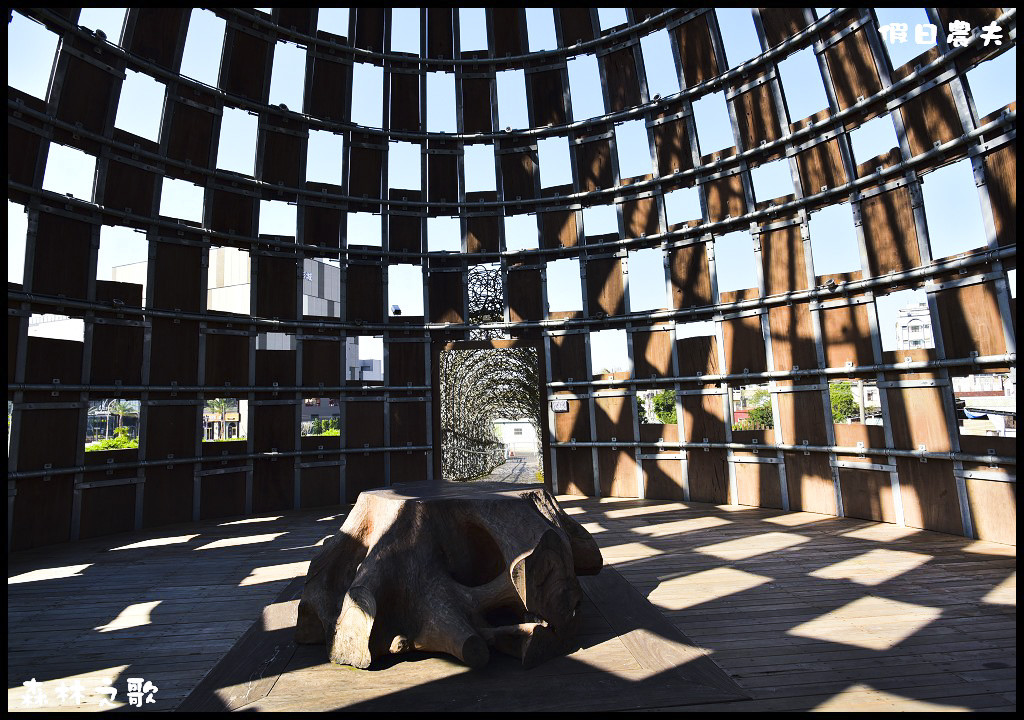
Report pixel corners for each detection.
[463,143,496,193]
[567,54,605,121]
[268,40,306,111]
[390,8,420,55]
[306,130,344,185]
[582,203,618,238]
[459,8,488,52]
[750,158,794,203]
[8,201,28,285]
[809,203,860,275]
[875,288,933,352]
[664,185,703,225]
[180,9,226,87]
[731,383,773,431]
[627,247,666,312]
[874,8,934,70]
[716,8,761,67]
[389,141,422,191]
[590,328,630,376]
[615,120,652,179]
[921,159,987,259]
[347,212,382,247]
[317,8,349,37]
[217,107,258,176]
[259,199,296,237]
[427,216,461,252]
[953,372,1016,438]
[204,397,248,441]
[86,399,141,451]
[388,264,424,317]
[302,258,341,318]
[830,379,882,425]
[426,71,458,132]
[637,388,678,425]
[43,143,96,200]
[526,8,557,51]
[848,114,898,165]
[641,29,679,99]
[597,9,628,31]
[692,91,734,155]
[8,12,60,100]
[714,231,758,293]
[160,177,205,222]
[777,47,828,123]
[537,136,572,189]
[351,63,384,128]
[496,69,530,130]
[100,225,149,304]
[967,46,1017,119]
[28,314,84,342]
[207,246,251,314]
[115,70,165,141]
[546,258,583,312]
[504,213,538,251]
[301,398,340,437]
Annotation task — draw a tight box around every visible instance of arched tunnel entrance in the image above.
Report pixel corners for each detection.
[432,338,549,484]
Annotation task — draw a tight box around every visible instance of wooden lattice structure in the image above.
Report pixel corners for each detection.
[7,8,1016,550]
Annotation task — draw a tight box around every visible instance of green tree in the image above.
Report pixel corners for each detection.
[311,417,324,436]
[636,395,648,423]
[108,399,136,432]
[652,389,677,424]
[830,382,859,424]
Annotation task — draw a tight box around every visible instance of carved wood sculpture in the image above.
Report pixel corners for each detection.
[296,482,603,669]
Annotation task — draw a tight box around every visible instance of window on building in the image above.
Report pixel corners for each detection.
[203,397,248,441]
[207,246,251,314]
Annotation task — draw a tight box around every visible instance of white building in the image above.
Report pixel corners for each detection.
[894,303,933,350]
[492,418,539,454]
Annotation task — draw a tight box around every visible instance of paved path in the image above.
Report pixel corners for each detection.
[479,451,540,483]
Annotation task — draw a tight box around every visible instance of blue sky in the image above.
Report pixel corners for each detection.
[7,9,1016,370]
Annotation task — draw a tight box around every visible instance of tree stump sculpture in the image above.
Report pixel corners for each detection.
[295,482,603,669]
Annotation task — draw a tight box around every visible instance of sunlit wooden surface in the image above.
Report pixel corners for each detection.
[8,497,1016,712]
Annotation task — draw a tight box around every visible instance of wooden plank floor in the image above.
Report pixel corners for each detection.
[7,496,1016,712]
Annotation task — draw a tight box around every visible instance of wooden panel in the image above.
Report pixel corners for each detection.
[499,141,537,201]
[146,404,197,462]
[25,338,83,398]
[602,48,641,112]
[839,468,897,523]
[346,264,383,323]
[549,333,588,382]
[389,401,426,447]
[983,141,1015,248]
[643,458,684,501]
[670,244,713,309]
[653,118,693,176]
[427,269,464,324]
[31,211,91,299]
[91,323,143,386]
[686,450,729,504]
[822,303,875,369]
[103,157,157,216]
[491,8,525,56]
[598,448,638,498]
[705,174,746,222]
[528,68,566,127]
[734,462,783,509]
[759,7,808,47]
[255,349,296,387]
[783,451,837,515]
[276,8,314,34]
[221,26,271,102]
[261,126,302,187]
[200,472,246,520]
[209,186,255,236]
[78,482,136,539]
[507,265,543,322]
[388,341,426,385]
[205,332,249,388]
[390,71,420,132]
[595,395,634,441]
[768,303,819,371]
[555,447,595,496]
[575,135,614,192]
[895,458,962,535]
[723,313,767,374]
[540,210,576,249]
[675,14,719,88]
[777,390,828,445]
[353,8,385,52]
[17,409,79,471]
[622,196,658,238]
[682,393,726,442]
[256,254,298,320]
[966,479,1016,546]
[11,476,74,550]
[142,465,192,528]
[348,143,383,203]
[558,8,595,46]
[554,396,591,442]
[345,400,384,448]
[308,54,350,122]
[796,138,847,194]
[833,422,888,463]
[428,148,458,207]
[461,77,493,135]
[388,207,422,253]
[252,458,293,513]
[632,328,673,377]
[733,82,782,150]
[466,213,500,254]
[390,452,428,485]
[299,464,339,510]
[676,335,720,377]
[127,8,189,68]
[823,27,882,112]
[760,224,807,295]
[859,186,921,277]
[586,257,625,316]
[427,8,454,59]
[885,386,951,452]
[899,82,963,157]
[150,319,199,386]
[345,453,386,502]
[55,51,122,150]
[302,339,340,387]
[934,282,1006,359]
[7,120,43,198]
[152,241,202,311]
